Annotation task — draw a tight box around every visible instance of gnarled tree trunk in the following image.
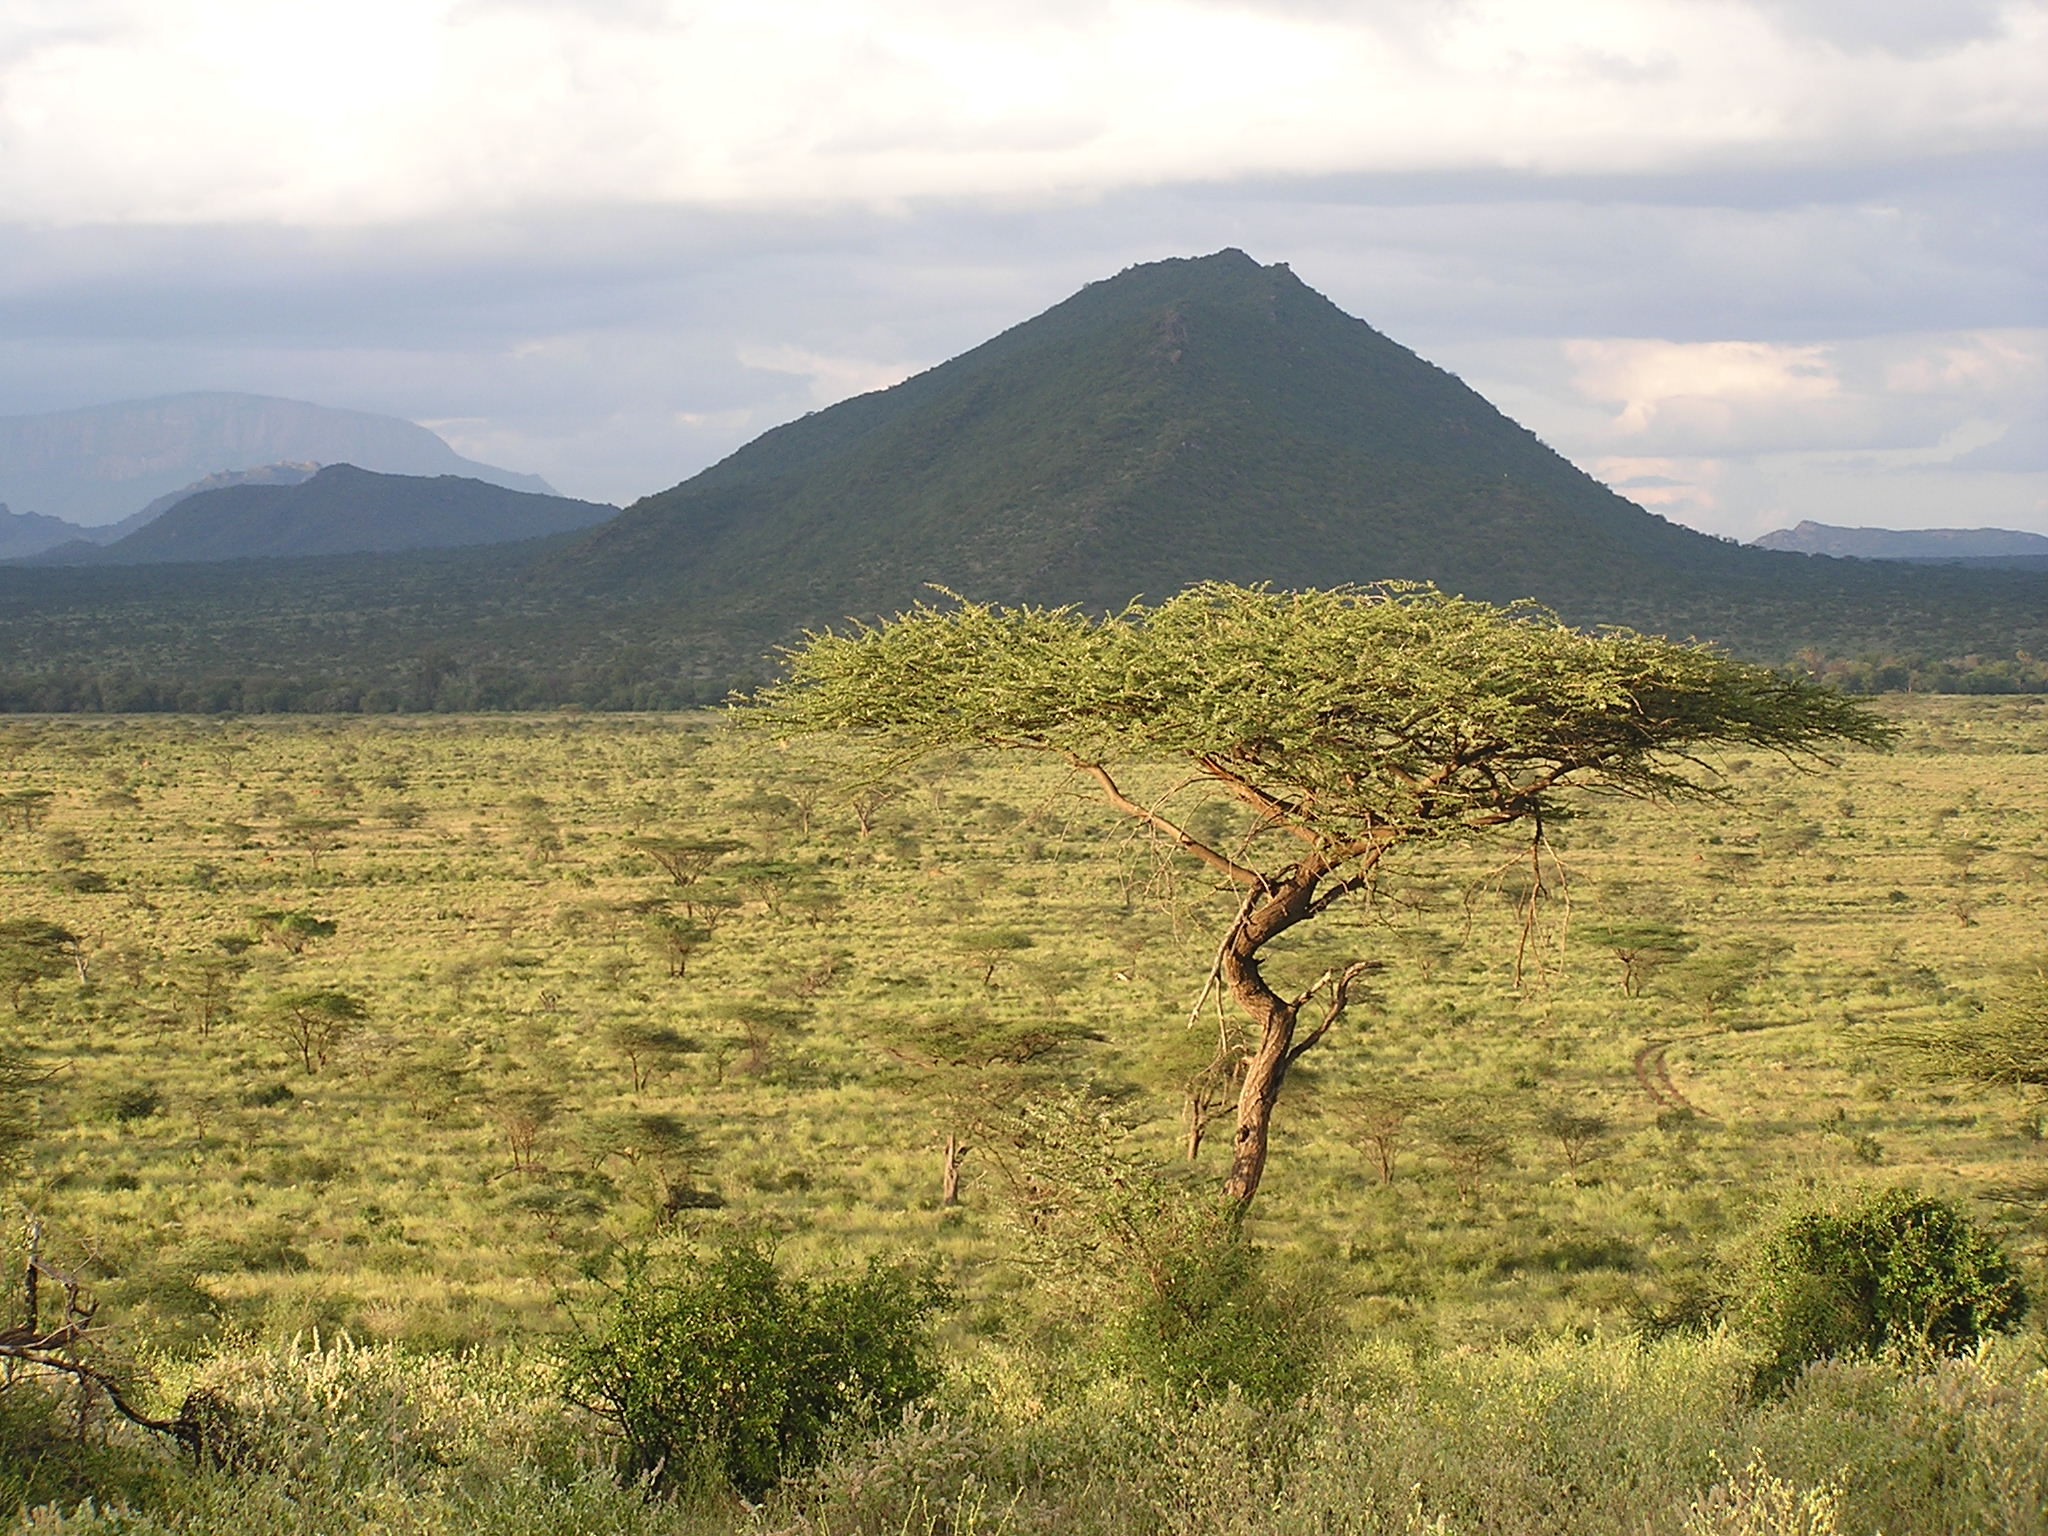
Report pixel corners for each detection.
[1219,873,1318,1209]
[1217,862,1377,1210]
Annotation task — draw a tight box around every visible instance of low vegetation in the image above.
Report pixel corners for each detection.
[0,680,2044,1530]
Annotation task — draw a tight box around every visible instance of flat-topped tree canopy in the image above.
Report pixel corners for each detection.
[750,582,1894,1208]
[757,582,1892,841]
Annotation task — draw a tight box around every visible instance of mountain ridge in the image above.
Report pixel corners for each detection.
[1,251,2043,710]
[1754,520,2048,563]
[22,464,616,565]
[0,392,555,526]
[551,249,1760,627]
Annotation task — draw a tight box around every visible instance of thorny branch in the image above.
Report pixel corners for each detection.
[1285,961,1380,1066]
[5,1224,242,1470]
[1065,755,1264,887]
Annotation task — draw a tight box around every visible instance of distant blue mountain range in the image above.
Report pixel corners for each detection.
[0,392,553,547]
[1753,520,2048,567]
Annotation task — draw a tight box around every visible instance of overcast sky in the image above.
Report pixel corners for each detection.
[1,0,2042,539]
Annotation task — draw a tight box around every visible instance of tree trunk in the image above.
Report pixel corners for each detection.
[1222,994,1297,1207]
[940,1132,966,1206]
[1217,874,1320,1210]
[22,1216,41,1336]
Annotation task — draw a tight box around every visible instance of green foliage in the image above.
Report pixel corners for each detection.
[1739,1189,2029,1391]
[952,925,1035,986]
[999,1095,1324,1403]
[1115,1231,1323,1405]
[95,1085,161,1125]
[640,910,711,978]
[1577,919,1694,997]
[558,1241,949,1497]
[250,908,336,954]
[1894,969,2048,1090]
[602,1021,699,1092]
[625,835,741,887]
[261,986,368,1073]
[0,1378,171,1515]
[1663,938,1790,1028]
[6,1332,2047,1536]
[0,918,78,1011]
[756,584,1893,847]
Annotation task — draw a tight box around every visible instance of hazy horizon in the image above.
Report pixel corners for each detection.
[2,1,2041,541]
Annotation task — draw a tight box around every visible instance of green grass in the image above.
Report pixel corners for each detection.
[3,697,2047,1528]
[1,698,2044,1352]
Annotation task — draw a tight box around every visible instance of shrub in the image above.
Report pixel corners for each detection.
[999,1094,1328,1405]
[0,1378,171,1515]
[558,1241,949,1498]
[1113,1216,1324,1405]
[1740,1189,2028,1391]
[98,1087,160,1125]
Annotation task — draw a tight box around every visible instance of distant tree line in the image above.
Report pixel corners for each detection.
[0,663,751,714]
[3,645,2040,716]
[1791,650,2048,695]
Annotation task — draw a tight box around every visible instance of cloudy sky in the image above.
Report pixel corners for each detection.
[1,0,2042,538]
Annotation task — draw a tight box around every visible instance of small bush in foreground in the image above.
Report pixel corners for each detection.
[1740,1188,2027,1391]
[558,1241,949,1498]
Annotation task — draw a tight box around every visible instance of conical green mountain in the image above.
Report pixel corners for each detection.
[556,249,1744,622]
[2,251,2043,711]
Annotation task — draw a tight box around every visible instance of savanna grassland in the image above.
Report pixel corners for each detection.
[3,698,2046,1534]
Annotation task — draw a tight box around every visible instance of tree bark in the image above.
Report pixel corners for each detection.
[1218,873,1320,1209]
[1222,991,1298,1208]
[940,1132,966,1206]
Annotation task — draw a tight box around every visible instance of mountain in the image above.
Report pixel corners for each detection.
[1,251,2044,711]
[35,464,617,565]
[1754,520,2048,565]
[11,465,334,560]
[0,504,94,560]
[0,393,555,526]
[113,462,325,539]
[548,248,2045,675]
[556,249,1740,622]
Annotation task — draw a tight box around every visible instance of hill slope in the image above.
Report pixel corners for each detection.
[41,464,616,564]
[0,393,555,525]
[0,504,92,560]
[557,249,1742,622]
[116,462,324,536]
[1,252,2043,710]
[1755,520,2048,563]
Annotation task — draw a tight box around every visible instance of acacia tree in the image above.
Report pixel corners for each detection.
[751,583,1889,1213]
[1895,970,2048,1097]
[874,1010,1082,1205]
[1578,919,1693,998]
[263,986,368,1073]
[0,918,81,1012]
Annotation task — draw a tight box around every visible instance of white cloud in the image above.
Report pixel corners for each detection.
[1555,331,2044,458]
[1565,338,1840,446]
[1457,329,2048,538]
[735,343,924,406]
[1,0,2041,226]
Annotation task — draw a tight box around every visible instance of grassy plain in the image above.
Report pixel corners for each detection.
[2,699,2045,1346]
[1,700,2046,1530]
